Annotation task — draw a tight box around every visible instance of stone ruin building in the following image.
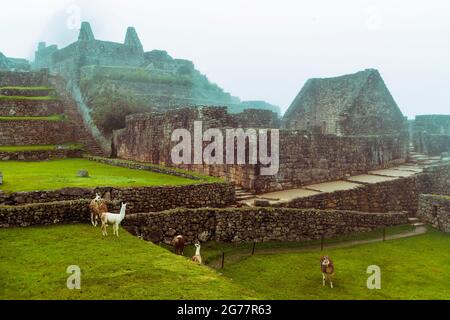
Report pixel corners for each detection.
[0,21,448,195]
[282,69,407,136]
[32,21,280,114]
[114,69,415,193]
[1,21,449,239]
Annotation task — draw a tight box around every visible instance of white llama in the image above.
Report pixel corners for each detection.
[101,202,127,237]
[191,242,202,264]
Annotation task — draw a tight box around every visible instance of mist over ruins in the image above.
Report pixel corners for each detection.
[0,14,449,301]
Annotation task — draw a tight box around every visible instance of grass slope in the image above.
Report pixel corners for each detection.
[0,143,83,152]
[0,95,56,101]
[180,225,415,266]
[0,224,257,299]
[221,229,450,300]
[0,86,54,90]
[0,158,199,192]
[0,115,64,121]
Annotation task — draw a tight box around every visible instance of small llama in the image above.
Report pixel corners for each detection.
[191,242,202,265]
[101,202,127,237]
[89,193,108,227]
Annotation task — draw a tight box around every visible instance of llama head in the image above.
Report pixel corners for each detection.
[94,193,101,201]
[121,202,128,208]
[194,242,201,249]
[320,256,331,267]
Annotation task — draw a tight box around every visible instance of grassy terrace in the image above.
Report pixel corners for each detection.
[0,224,448,299]
[0,115,65,121]
[216,228,450,300]
[0,158,204,192]
[0,225,257,299]
[0,95,57,101]
[0,143,83,152]
[0,86,54,90]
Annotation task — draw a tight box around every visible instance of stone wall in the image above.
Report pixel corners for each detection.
[0,199,91,227]
[0,99,62,117]
[271,163,449,216]
[123,207,408,244]
[418,194,450,233]
[412,115,450,155]
[425,164,450,195]
[0,183,235,213]
[114,106,408,192]
[0,70,49,87]
[0,119,76,145]
[0,88,54,97]
[282,69,407,136]
[0,148,83,161]
[412,132,450,155]
[83,155,205,181]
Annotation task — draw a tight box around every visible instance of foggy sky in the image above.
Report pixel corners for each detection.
[0,0,449,118]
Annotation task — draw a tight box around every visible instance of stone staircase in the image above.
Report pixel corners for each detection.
[235,186,255,202]
[0,70,106,158]
[61,93,105,156]
[50,77,106,157]
[408,217,426,228]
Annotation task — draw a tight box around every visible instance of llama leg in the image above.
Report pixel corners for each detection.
[116,225,119,237]
[322,274,325,286]
[91,212,94,226]
[330,280,333,289]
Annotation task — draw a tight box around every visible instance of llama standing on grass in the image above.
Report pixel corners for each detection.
[191,242,202,265]
[171,235,186,255]
[89,193,108,227]
[101,202,127,237]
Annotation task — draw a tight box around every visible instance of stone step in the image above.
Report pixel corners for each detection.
[412,222,426,227]
[236,195,256,201]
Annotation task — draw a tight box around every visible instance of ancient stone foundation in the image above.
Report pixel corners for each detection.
[0,99,62,117]
[0,119,77,146]
[0,183,235,213]
[418,194,450,233]
[114,106,408,192]
[123,207,408,244]
[0,149,83,161]
[270,163,449,216]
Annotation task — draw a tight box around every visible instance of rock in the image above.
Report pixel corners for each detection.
[198,231,210,242]
[254,199,270,207]
[77,169,89,177]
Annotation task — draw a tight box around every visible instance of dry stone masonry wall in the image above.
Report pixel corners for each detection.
[0,183,235,213]
[122,207,408,244]
[418,194,450,233]
[270,163,449,216]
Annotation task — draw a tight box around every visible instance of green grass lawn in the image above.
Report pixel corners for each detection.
[0,158,201,192]
[0,224,257,300]
[0,95,57,101]
[0,86,54,90]
[219,229,450,300]
[179,224,415,266]
[0,143,83,152]
[0,115,64,121]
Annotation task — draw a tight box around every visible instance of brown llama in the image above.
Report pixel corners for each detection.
[171,235,186,255]
[89,193,108,227]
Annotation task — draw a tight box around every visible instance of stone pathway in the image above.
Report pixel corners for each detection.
[239,151,445,207]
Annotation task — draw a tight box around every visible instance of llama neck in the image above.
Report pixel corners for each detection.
[195,246,201,256]
[119,206,126,221]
